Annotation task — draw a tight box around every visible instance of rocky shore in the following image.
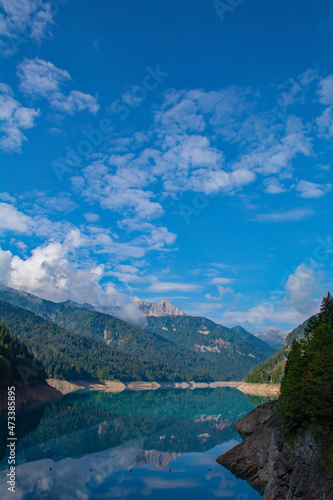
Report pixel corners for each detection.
[0,382,63,413]
[216,401,333,499]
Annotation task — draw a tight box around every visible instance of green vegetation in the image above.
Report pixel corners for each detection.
[0,300,216,382]
[0,323,46,384]
[245,320,308,384]
[0,288,276,381]
[278,293,333,452]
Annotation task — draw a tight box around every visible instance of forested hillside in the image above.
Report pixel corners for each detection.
[245,319,308,384]
[146,315,274,370]
[0,301,214,382]
[0,323,46,384]
[0,287,275,381]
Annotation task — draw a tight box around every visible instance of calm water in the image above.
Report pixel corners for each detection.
[0,388,271,500]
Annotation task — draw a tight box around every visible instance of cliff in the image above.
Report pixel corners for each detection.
[135,299,186,317]
[216,401,333,499]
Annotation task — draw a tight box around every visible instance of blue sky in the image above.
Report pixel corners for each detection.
[0,0,332,332]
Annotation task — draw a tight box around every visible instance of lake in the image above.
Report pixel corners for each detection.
[0,387,272,499]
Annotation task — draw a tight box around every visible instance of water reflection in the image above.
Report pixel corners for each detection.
[0,388,269,499]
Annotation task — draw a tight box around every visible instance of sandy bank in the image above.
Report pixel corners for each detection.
[237,383,280,397]
[46,379,125,394]
[46,379,279,396]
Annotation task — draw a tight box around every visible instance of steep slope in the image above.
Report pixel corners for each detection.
[0,287,275,380]
[0,292,237,380]
[0,300,188,381]
[145,315,275,377]
[245,320,308,383]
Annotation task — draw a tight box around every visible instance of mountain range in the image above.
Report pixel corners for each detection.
[0,286,276,382]
[253,328,287,349]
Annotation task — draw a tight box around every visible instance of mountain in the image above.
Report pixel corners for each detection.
[145,315,275,369]
[254,328,287,349]
[0,287,275,381]
[135,299,186,317]
[245,320,308,384]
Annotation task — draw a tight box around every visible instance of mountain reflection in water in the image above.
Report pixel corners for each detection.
[0,388,271,499]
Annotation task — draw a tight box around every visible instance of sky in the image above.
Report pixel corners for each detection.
[0,0,332,333]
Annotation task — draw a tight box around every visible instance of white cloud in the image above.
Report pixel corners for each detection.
[148,281,201,292]
[0,0,53,55]
[0,192,16,203]
[17,58,100,114]
[0,83,39,152]
[255,208,314,222]
[296,180,332,199]
[205,285,233,301]
[0,202,33,232]
[232,116,312,176]
[316,74,333,138]
[83,212,100,223]
[210,277,234,284]
[219,261,324,329]
[263,177,286,194]
[285,262,320,316]
[317,74,333,106]
[0,241,130,308]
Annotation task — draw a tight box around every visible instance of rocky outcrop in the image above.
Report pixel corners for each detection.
[135,299,186,317]
[264,430,333,500]
[216,401,333,499]
[234,400,277,434]
[0,381,63,413]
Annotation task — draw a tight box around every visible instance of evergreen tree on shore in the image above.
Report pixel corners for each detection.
[278,292,333,439]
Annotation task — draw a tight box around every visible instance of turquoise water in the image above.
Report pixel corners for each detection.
[0,388,269,499]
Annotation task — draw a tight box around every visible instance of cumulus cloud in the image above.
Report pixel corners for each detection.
[263,177,286,194]
[17,58,100,114]
[0,83,39,152]
[316,74,333,138]
[220,261,323,329]
[296,180,332,199]
[0,240,129,308]
[0,0,53,56]
[284,262,320,316]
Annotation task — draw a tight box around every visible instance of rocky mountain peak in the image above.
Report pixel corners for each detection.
[135,299,186,317]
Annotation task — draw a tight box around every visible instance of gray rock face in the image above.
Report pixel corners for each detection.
[264,431,333,500]
[234,400,277,435]
[135,299,186,317]
[216,402,333,499]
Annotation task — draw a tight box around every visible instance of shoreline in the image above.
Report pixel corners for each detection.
[0,380,280,414]
[46,379,280,397]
